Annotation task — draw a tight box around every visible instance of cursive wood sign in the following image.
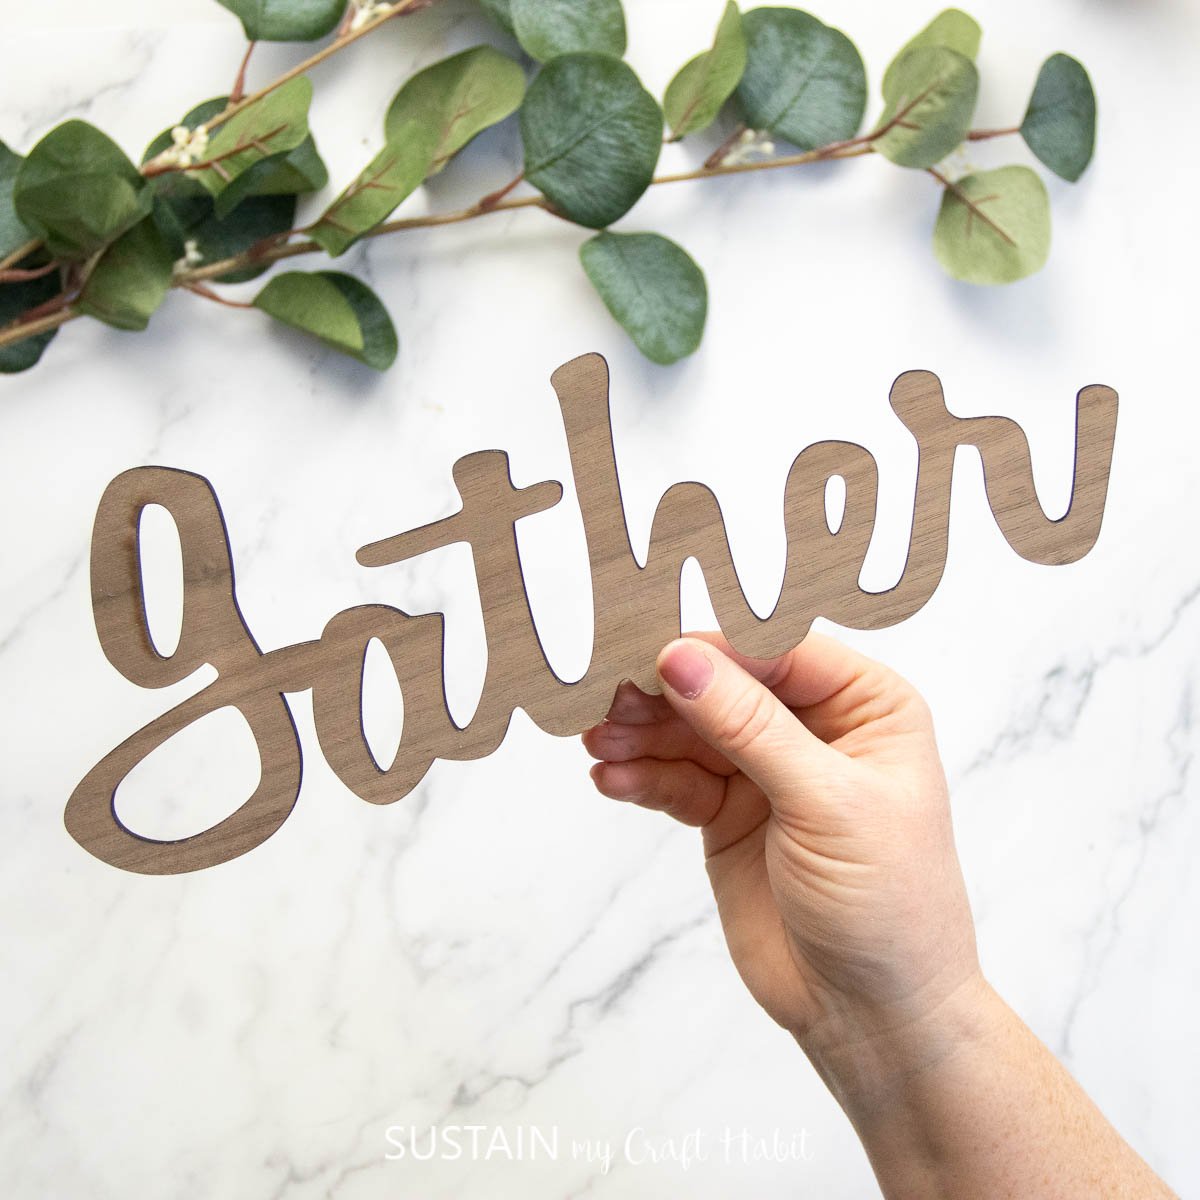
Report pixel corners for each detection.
[66,353,1118,875]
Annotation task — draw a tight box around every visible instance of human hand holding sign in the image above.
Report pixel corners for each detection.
[583,633,1176,1198]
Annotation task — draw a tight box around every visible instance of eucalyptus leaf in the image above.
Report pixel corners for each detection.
[737,7,866,150]
[252,135,328,194]
[933,165,1050,284]
[881,8,981,95]
[309,121,439,256]
[212,134,327,218]
[0,262,60,373]
[664,2,746,140]
[76,216,174,331]
[1021,53,1096,182]
[522,53,662,229]
[511,0,627,62]
[193,196,298,283]
[189,76,312,200]
[14,120,151,260]
[216,0,346,42]
[580,231,706,364]
[873,46,978,169]
[149,180,210,258]
[475,0,515,36]
[254,270,398,368]
[384,46,526,176]
[0,139,35,262]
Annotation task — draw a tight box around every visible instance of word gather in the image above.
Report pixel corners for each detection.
[66,354,1118,874]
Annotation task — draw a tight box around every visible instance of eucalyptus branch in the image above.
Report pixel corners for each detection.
[182,94,960,285]
[0,124,1022,350]
[0,4,1098,370]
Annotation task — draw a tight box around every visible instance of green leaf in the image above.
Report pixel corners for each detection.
[522,53,662,228]
[189,76,312,201]
[308,121,438,256]
[76,217,174,331]
[872,46,978,169]
[0,262,60,373]
[244,135,328,195]
[511,0,627,62]
[881,8,980,95]
[476,0,515,36]
[14,120,151,260]
[149,179,210,258]
[664,2,746,140]
[216,0,346,41]
[580,231,706,365]
[0,140,36,262]
[190,197,298,283]
[254,270,397,368]
[932,165,1050,285]
[211,134,327,219]
[737,7,866,149]
[384,46,526,176]
[1020,53,1096,182]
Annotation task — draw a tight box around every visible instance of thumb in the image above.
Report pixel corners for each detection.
[656,637,841,805]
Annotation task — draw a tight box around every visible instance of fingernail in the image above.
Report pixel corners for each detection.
[591,762,642,801]
[658,640,714,700]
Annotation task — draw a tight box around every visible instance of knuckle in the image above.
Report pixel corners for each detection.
[645,766,718,828]
[881,665,933,726]
[648,774,686,819]
[715,684,778,757]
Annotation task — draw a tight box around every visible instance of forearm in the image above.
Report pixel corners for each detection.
[804,975,1177,1200]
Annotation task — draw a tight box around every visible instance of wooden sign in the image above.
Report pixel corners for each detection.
[65,353,1118,875]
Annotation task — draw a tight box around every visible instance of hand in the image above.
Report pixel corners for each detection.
[583,633,1177,1199]
[582,631,982,1057]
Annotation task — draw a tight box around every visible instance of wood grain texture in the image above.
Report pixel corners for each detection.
[65,353,1118,874]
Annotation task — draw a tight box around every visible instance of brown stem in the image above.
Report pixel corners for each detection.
[0,306,79,347]
[695,84,928,175]
[16,290,75,324]
[476,171,524,210]
[704,122,748,169]
[229,41,256,104]
[654,142,872,184]
[0,237,43,275]
[184,282,254,308]
[143,123,288,178]
[0,260,60,283]
[927,167,1016,246]
[967,125,1021,141]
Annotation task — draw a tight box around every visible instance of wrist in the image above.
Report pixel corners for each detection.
[798,968,1008,1126]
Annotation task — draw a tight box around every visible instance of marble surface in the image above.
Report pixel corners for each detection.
[2,0,1198,1195]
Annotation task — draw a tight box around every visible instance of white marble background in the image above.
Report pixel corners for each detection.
[2,0,1198,1195]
